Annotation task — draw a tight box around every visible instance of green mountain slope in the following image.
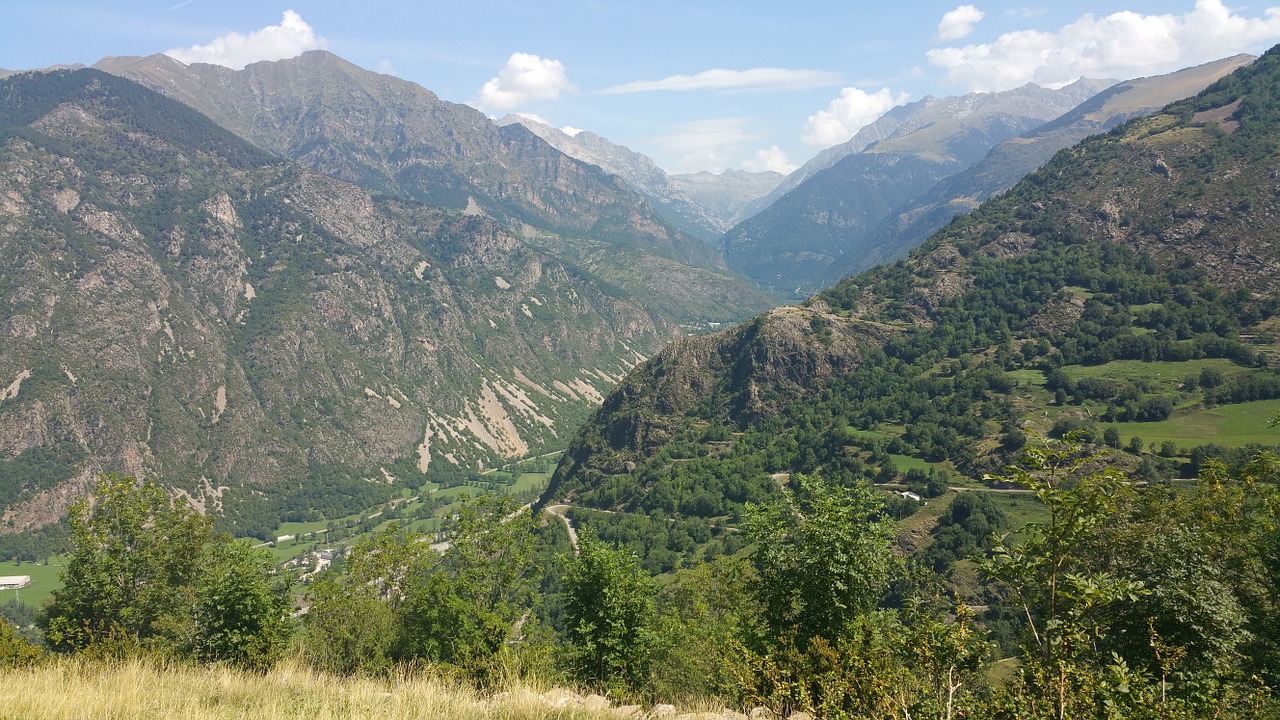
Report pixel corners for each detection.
[0,69,685,539]
[829,54,1255,283]
[542,45,1280,535]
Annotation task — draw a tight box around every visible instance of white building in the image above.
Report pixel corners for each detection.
[0,576,32,590]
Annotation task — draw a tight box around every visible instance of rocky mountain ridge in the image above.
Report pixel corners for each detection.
[0,69,692,537]
[721,79,1116,297]
[826,53,1255,283]
[93,51,774,326]
[498,115,782,243]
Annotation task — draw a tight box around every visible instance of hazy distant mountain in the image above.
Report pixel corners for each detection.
[737,78,1116,223]
[498,115,782,242]
[668,169,784,227]
[722,79,1117,297]
[826,54,1256,283]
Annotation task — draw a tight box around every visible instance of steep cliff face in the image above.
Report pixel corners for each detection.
[94,52,773,327]
[95,54,731,266]
[0,69,675,534]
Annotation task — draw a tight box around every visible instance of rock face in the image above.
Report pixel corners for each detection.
[0,69,688,534]
[93,53,697,258]
[543,305,895,506]
[94,52,774,327]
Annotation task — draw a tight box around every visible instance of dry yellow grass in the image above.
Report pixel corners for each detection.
[0,658,637,720]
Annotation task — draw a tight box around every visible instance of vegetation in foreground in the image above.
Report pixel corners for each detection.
[0,658,633,720]
[2,433,1277,719]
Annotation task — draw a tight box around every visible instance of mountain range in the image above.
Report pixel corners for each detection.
[1,44,1271,543]
[0,67,760,538]
[93,51,774,327]
[498,115,783,243]
[543,44,1280,527]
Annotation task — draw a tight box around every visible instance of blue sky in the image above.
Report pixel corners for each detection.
[4,1,1280,174]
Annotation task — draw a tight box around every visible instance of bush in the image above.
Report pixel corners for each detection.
[0,617,41,668]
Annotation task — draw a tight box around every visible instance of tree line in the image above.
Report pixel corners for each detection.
[2,438,1277,719]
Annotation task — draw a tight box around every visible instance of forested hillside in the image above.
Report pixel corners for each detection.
[544,44,1280,576]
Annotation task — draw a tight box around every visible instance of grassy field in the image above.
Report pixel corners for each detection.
[986,492,1050,529]
[1060,358,1245,388]
[1111,398,1280,449]
[0,558,65,607]
[0,659,652,720]
[888,453,933,472]
[1004,369,1047,386]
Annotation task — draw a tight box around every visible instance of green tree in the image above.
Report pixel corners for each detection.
[983,437,1146,718]
[745,476,895,644]
[650,556,761,702]
[562,533,657,691]
[41,475,210,654]
[303,527,425,675]
[191,535,293,670]
[1103,426,1121,448]
[0,616,41,668]
[395,495,539,673]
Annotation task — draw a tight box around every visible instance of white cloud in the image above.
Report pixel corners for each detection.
[475,53,574,112]
[377,59,397,76]
[929,0,1280,92]
[602,68,843,94]
[1006,7,1047,19]
[741,146,797,174]
[164,10,326,70]
[802,86,909,149]
[937,5,986,42]
[561,125,583,137]
[652,118,762,174]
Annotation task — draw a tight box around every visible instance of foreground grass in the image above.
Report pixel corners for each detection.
[0,658,628,720]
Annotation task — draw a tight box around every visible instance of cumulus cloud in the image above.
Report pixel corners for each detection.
[602,68,842,94]
[937,5,986,42]
[741,146,797,174]
[802,86,909,149]
[475,53,574,112]
[929,0,1280,92]
[652,118,763,174]
[164,10,326,70]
